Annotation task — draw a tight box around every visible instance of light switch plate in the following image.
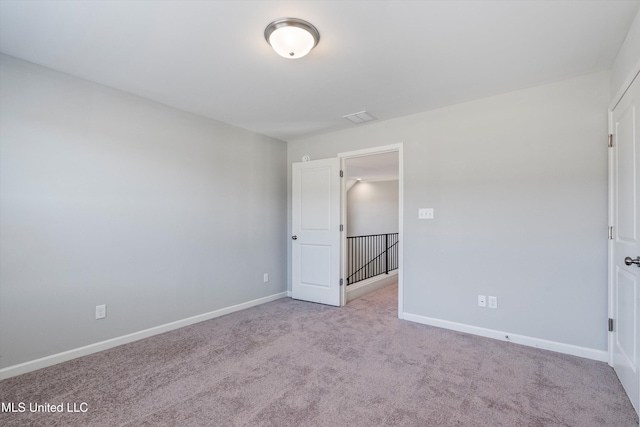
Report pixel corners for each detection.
[488,296,498,309]
[95,304,106,319]
[419,208,434,219]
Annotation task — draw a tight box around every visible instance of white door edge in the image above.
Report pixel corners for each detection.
[338,143,404,316]
[608,107,615,367]
[339,157,347,307]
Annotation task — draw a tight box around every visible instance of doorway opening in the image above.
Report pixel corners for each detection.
[339,144,403,316]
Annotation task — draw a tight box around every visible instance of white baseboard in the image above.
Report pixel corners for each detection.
[402,312,608,362]
[0,291,289,380]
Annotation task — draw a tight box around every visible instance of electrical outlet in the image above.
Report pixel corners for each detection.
[488,296,498,309]
[478,295,486,307]
[95,304,106,319]
[263,273,269,283]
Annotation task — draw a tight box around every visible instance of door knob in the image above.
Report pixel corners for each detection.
[625,256,640,267]
[292,235,297,240]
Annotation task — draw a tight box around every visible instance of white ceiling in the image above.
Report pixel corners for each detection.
[1,1,638,141]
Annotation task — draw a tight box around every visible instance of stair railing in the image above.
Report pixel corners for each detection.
[346,233,398,285]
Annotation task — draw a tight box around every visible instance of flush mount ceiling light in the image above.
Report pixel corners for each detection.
[264,18,320,59]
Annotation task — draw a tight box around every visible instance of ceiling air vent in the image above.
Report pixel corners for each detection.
[343,111,377,124]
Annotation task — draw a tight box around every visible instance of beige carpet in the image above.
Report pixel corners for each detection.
[0,283,637,426]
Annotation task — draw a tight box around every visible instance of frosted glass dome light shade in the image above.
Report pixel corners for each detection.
[265,18,320,59]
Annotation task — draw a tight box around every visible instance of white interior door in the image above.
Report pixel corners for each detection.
[611,73,640,414]
[292,158,341,306]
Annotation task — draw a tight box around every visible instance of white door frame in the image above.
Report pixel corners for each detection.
[338,143,404,316]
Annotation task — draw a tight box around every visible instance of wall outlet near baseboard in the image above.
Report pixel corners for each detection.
[263,273,269,283]
[95,304,106,320]
[478,295,486,307]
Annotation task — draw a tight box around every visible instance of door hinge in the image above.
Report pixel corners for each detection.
[340,224,344,232]
[608,134,613,148]
[608,226,614,240]
[340,170,344,178]
[340,279,343,286]
[609,318,614,332]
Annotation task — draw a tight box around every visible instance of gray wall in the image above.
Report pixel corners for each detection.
[288,71,610,351]
[347,180,399,237]
[0,55,287,368]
